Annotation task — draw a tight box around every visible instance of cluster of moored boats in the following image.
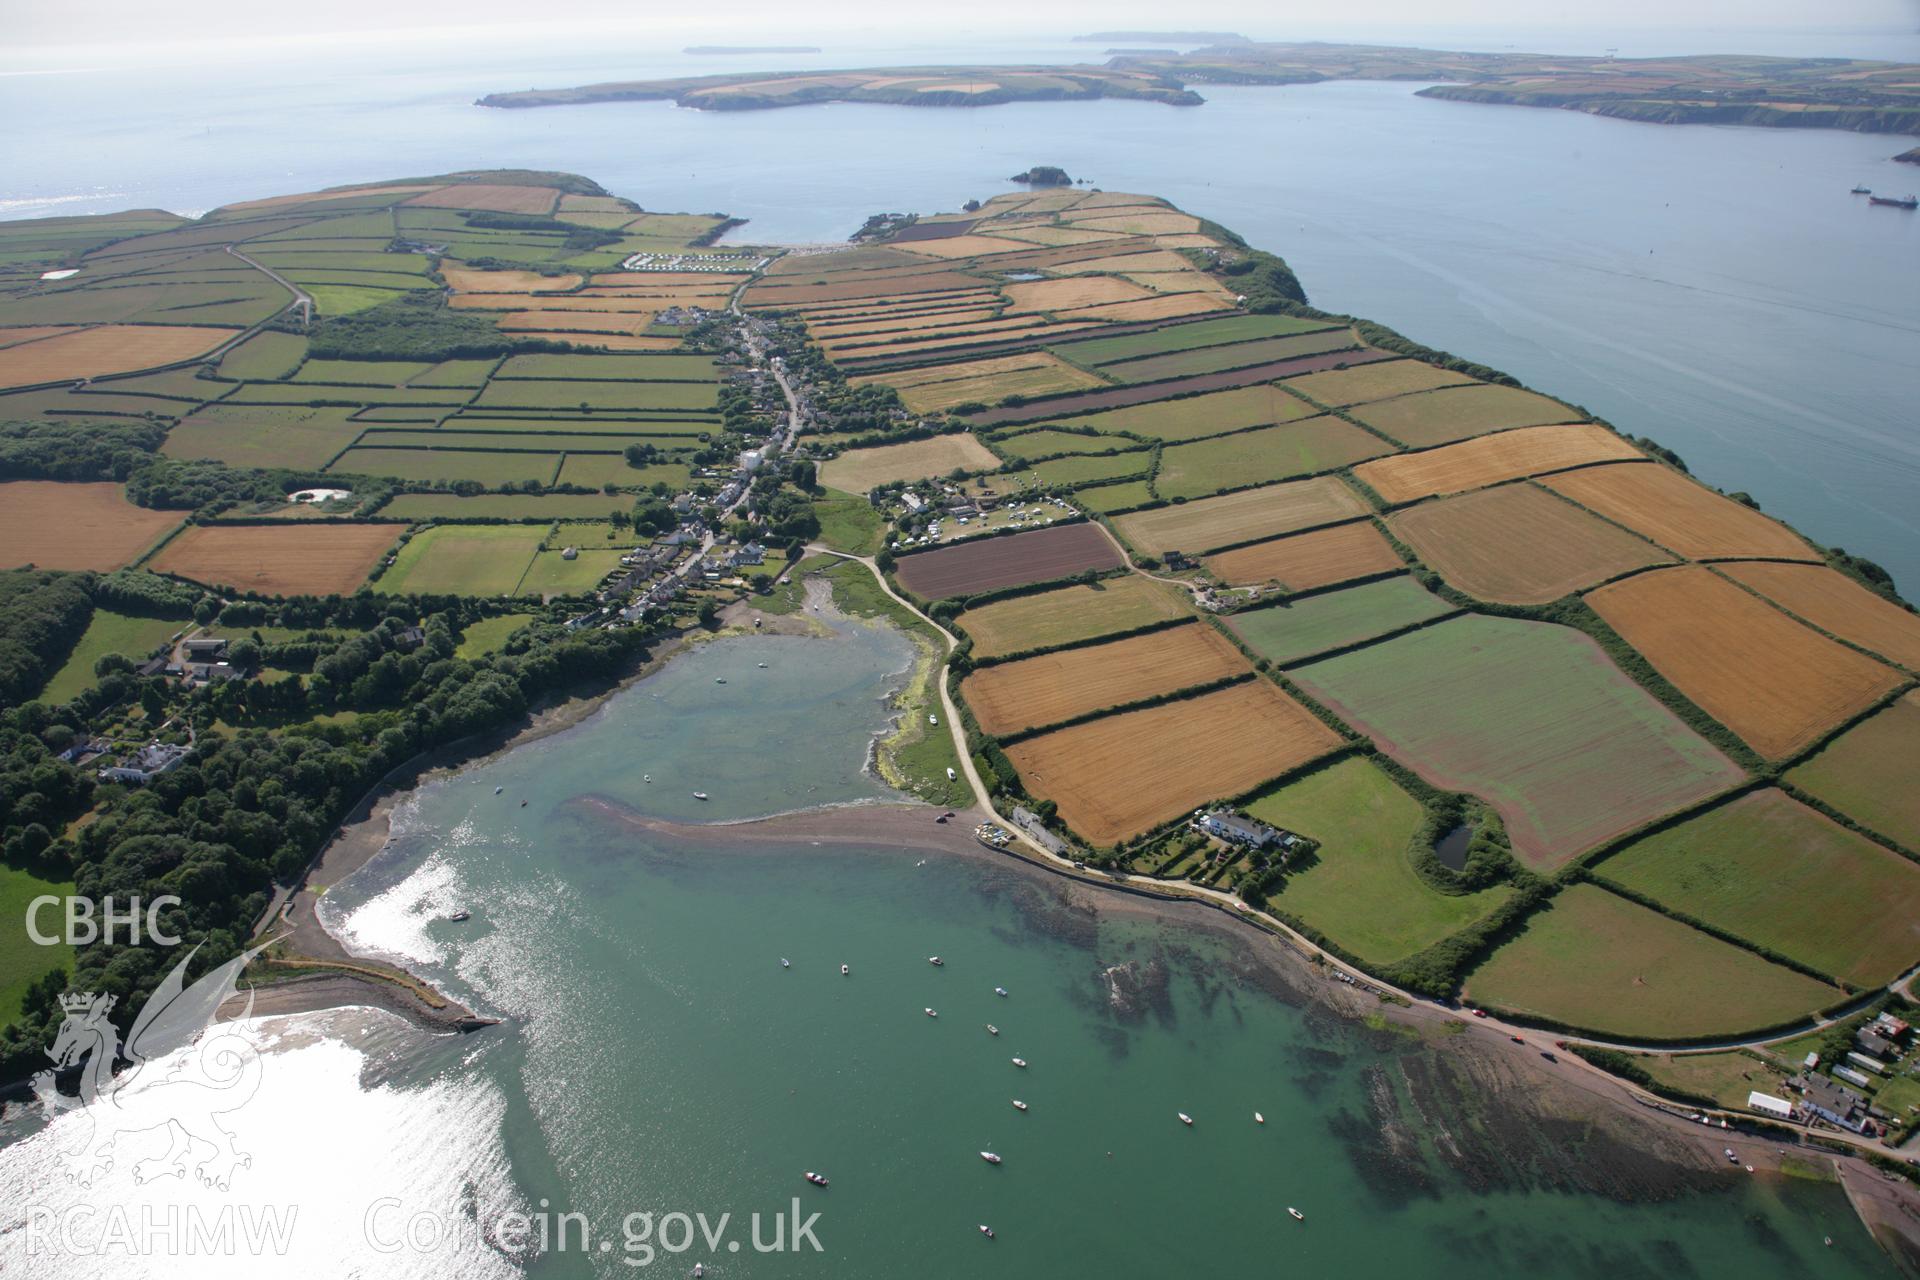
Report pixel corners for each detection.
[784,950,1305,1239]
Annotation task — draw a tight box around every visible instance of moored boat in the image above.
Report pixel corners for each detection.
[1288,1207,1304,1221]
[841,963,850,975]
[979,1225,995,1239]
[924,1007,938,1018]
[805,1171,828,1187]
[1851,184,1872,194]
[994,986,1008,997]
[980,1151,1002,1165]
[986,1024,999,1035]
[1010,1057,1027,1068]
[1255,1112,1265,1124]
[1869,193,1918,209]
[1178,1112,1193,1126]
[693,791,709,800]
[1012,1099,1028,1112]
[928,956,943,966]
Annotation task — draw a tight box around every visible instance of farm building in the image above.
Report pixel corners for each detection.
[1196,810,1283,849]
[1799,1074,1869,1130]
[1746,1092,1794,1120]
[1011,807,1071,857]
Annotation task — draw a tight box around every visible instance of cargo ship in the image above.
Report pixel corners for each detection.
[1868,193,1918,209]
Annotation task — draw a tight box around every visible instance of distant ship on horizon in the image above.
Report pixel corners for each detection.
[1868,193,1918,208]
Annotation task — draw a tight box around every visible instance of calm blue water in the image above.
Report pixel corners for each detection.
[6,28,1916,589]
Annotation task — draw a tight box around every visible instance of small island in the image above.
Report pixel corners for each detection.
[1899,147,1920,165]
[1074,30,1250,43]
[1008,165,1073,187]
[684,45,822,55]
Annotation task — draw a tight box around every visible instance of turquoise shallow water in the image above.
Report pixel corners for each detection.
[306,620,1895,1278]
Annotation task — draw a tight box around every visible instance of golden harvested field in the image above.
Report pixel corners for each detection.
[895,234,1040,259]
[150,523,398,597]
[1389,483,1673,604]
[1006,680,1342,846]
[979,226,1126,246]
[1066,212,1204,235]
[1282,360,1478,406]
[0,326,80,349]
[1588,565,1902,760]
[402,184,560,214]
[1055,293,1229,323]
[961,624,1249,736]
[499,310,653,335]
[218,184,437,212]
[587,272,750,288]
[787,291,1000,319]
[1113,475,1370,556]
[745,272,981,306]
[1720,561,1920,670]
[1203,521,1404,590]
[829,322,1099,360]
[0,324,237,389]
[0,481,181,571]
[450,294,659,314]
[956,576,1192,659]
[819,435,1002,491]
[858,352,1104,413]
[1353,423,1644,505]
[1003,276,1150,313]
[810,308,1004,338]
[1540,463,1821,561]
[1053,250,1195,275]
[1348,384,1581,448]
[442,266,581,293]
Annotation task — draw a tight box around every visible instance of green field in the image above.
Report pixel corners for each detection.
[446,414,716,438]
[224,382,470,407]
[382,526,544,595]
[815,487,887,555]
[1249,757,1511,966]
[1,864,76,1026]
[1596,788,1920,987]
[1466,884,1838,1039]
[307,284,409,315]
[1095,329,1361,384]
[1041,383,1322,443]
[1229,576,1455,665]
[517,548,626,596]
[554,454,691,490]
[1052,315,1335,367]
[291,358,437,384]
[1154,419,1389,501]
[1787,692,1920,850]
[164,405,365,471]
[455,613,535,658]
[1290,615,1747,870]
[994,430,1137,460]
[1022,450,1152,488]
[1631,1050,1792,1107]
[360,429,692,453]
[1071,480,1157,514]
[1349,384,1581,449]
[378,492,635,521]
[38,610,183,704]
[494,353,718,381]
[473,379,719,412]
[408,359,500,387]
[957,575,1191,659]
[330,447,562,487]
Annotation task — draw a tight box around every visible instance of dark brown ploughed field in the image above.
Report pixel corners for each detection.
[892,522,1122,600]
[962,349,1398,426]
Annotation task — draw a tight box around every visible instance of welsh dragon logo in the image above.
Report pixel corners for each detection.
[31,943,272,1191]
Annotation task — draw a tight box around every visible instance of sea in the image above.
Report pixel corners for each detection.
[0,607,1895,1276]
[3,24,1919,1275]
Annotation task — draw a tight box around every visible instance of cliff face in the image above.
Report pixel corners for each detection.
[1898,147,1920,165]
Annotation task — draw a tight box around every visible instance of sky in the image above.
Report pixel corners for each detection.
[5,0,1916,51]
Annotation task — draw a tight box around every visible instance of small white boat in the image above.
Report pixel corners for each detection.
[1012,1100,1028,1112]
[979,1225,995,1239]
[805,1171,828,1187]
[994,986,1008,997]
[841,964,850,976]
[1255,1112,1265,1124]
[1010,1057,1027,1068]
[781,958,790,968]
[924,1008,938,1018]
[757,662,768,668]
[1288,1207,1304,1222]
[980,1151,1002,1165]
[928,956,943,966]
[693,791,709,800]
[1178,1113,1193,1126]
[715,677,726,684]
[447,909,471,922]
[644,774,652,782]
[494,786,503,795]
[986,1024,999,1035]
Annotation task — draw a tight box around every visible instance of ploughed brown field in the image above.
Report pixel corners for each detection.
[150,523,399,597]
[1113,476,1369,556]
[960,623,1249,736]
[1005,680,1343,846]
[1389,482,1672,604]
[1587,565,1903,760]
[1202,521,1404,590]
[891,522,1122,600]
[1719,561,1920,670]
[1540,462,1819,561]
[0,481,182,572]
[1354,423,1644,505]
